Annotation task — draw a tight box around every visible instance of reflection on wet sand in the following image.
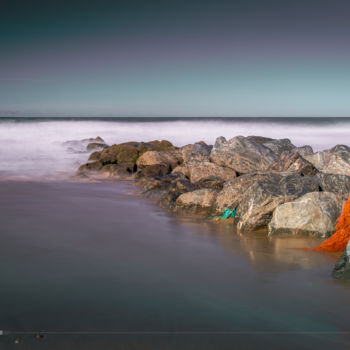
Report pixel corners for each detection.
[174,217,340,272]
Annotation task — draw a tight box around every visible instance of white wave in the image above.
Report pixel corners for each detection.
[0,118,349,180]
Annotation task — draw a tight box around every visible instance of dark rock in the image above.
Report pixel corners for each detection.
[268,150,318,176]
[136,173,196,210]
[86,142,108,150]
[215,172,321,233]
[333,241,350,280]
[295,145,314,157]
[210,136,277,174]
[82,136,105,143]
[181,142,212,162]
[317,172,350,201]
[135,164,171,178]
[100,163,136,178]
[77,161,103,174]
[247,136,274,144]
[194,176,225,190]
[262,138,295,156]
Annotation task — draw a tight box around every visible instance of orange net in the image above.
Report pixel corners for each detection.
[313,195,350,252]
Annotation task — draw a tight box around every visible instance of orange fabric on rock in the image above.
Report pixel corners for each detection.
[313,196,350,252]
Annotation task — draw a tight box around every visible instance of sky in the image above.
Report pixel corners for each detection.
[1,0,350,117]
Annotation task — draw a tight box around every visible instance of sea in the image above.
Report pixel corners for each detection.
[0,117,350,349]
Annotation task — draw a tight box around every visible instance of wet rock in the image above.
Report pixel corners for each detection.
[214,172,321,233]
[82,136,105,143]
[268,150,318,175]
[86,142,108,150]
[262,138,295,156]
[135,164,171,178]
[77,161,103,174]
[181,142,212,163]
[172,160,236,184]
[317,172,350,201]
[176,189,218,210]
[305,145,350,175]
[100,163,136,178]
[268,192,342,237]
[137,173,196,210]
[333,240,350,280]
[210,136,277,174]
[88,151,101,161]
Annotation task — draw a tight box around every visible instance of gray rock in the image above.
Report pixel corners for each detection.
[333,240,350,280]
[305,145,350,175]
[86,142,108,150]
[268,192,342,237]
[246,136,274,144]
[268,150,318,175]
[136,173,197,210]
[181,142,212,163]
[210,136,277,174]
[214,172,321,233]
[317,172,350,201]
[263,138,295,156]
[294,145,314,157]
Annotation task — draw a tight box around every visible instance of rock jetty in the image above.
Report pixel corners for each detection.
[77,135,350,278]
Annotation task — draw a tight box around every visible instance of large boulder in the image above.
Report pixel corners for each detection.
[333,240,350,280]
[305,145,350,176]
[295,145,314,157]
[268,192,342,237]
[176,189,218,211]
[210,136,277,174]
[172,160,236,184]
[268,150,318,175]
[181,142,212,163]
[262,138,295,156]
[136,150,179,169]
[317,173,350,201]
[214,172,321,232]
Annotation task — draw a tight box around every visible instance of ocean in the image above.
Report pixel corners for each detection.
[0,117,350,349]
[1,117,350,180]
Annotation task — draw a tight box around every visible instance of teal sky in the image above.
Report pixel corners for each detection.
[1,0,350,116]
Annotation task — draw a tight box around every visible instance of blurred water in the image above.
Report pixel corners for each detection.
[0,181,349,349]
[1,117,350,180]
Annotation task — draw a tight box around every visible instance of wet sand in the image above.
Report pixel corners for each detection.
[0,181,349,349]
